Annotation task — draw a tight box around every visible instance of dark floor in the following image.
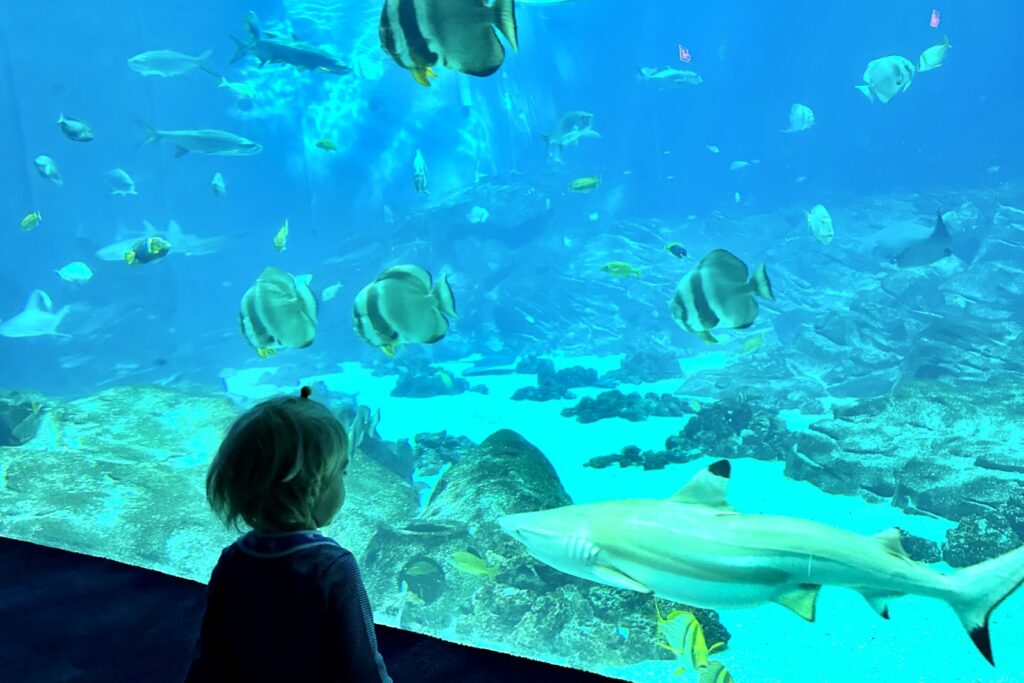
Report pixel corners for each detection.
[0,537,621,683]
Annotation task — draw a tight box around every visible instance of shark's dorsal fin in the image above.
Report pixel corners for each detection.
[27,289,53,313]
[775,584,820,621]
[932,210,949,240]
[874,528,911,559]
[670,459,731,508]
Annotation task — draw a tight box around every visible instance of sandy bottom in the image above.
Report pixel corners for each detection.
[222,354,1024,682]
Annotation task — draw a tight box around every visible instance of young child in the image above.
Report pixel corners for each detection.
[184,387,392,682]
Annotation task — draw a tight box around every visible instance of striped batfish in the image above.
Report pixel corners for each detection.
[353,265,456,355]
[239,267,318,358]
[379,0,518,87]
[670,249,774,344]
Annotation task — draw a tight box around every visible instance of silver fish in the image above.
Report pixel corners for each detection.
[230,14,351,74]
[58,114,94,142]
[137,121,262,157]
[127,49,215,78]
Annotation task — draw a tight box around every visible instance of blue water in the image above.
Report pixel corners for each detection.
[2,1,1024,680]
[2,0,1020,394]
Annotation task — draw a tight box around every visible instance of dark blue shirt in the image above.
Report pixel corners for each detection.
[184,531,392,683]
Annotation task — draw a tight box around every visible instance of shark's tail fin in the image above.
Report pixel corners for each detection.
[229,36,251,65]
[948,543,1024,665]
[136,120,160,147]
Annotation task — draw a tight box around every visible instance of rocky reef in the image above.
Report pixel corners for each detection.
[603,348,682,384]
[0,392,45,446]
[511,357,612,402]
[388,358,488,398]
[561,390,695,424]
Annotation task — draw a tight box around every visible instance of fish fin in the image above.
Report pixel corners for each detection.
[750,263,774,301]
[874,528,912,559]
[135,120,160,146]
[933,210,950,240]
[859,590,897,619]
[411,68,434,87]
[196,48,218,77]
[229,36,249,64]
[944,34,952,48]
[432,275,457,319]
[173,146,189,158]
[592,565,652,594]
[670,459,731,508]
[26,290,53,313]
[381,344,397,357]
[948,543,1024,665]
[696,331,718,344]
[774,584,820,622]
[855,84,874,102]
[491,0,519,52]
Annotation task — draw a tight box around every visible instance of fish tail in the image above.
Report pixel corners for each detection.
[491,0,518,52]
[197,48,220,78]
[136,120,160,146]
[750,263,774,301]
[432,275,457,319]
[855,84,874,102]
[944,34,952,48]
[229,36,250,65]
[947,543,1024,665]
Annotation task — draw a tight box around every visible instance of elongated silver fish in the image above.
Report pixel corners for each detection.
[127,49,215,78]
[230,13,350,74]
[136,121,262,157]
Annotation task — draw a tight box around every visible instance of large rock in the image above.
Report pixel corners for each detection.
[0,391,45,446]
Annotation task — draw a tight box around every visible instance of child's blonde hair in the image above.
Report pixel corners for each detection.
[207,390,348,531]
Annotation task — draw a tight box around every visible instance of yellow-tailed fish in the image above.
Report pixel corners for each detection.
[570,176,601,192]
[450,551,499,580]
[316,139,337,152]
[20,211,42,231]
[655,599,711,671]
[699,661,734,683]
[740,334,764,354]
[257,348,277,359]
[601,261,641,278]
[274,219,289,252]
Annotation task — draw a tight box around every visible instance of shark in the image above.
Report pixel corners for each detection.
[499,459,1024,666]
[894,210,954,267]
[0,290,70,338]
[230,12,351,75]
[95,221,243,261]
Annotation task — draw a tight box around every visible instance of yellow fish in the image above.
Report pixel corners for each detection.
[569,176,601,192]
[316,138,337,152]
[740,334,764,355]
[274,219,289,252]
[436,370,454,390]
[256,348,277,359]
[450,551,499,580]
[699,661,734,683]
[20,211,42,231]
[655,599,724,672]
[601,261,641,278]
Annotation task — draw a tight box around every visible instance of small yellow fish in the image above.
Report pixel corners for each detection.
[687,399,701,412]
[450,550,499,579]
[20,211,42,231]
[436,370,454,391]
[601,261,641,278]
[699,661,734,683]
[569,176,601,192]
[740,334,764,354]
[315,138,337,152]
[655,599,719,671]
[256,347,277,359]
[274,219,289,253]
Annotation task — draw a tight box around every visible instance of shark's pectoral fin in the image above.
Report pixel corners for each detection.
[774,584,820,621]
[593,565,652,594]
[859,590,899,619]
[670,459,732,509]
[874,528,912,560]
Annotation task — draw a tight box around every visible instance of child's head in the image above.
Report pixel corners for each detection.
[207,387,349,532]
